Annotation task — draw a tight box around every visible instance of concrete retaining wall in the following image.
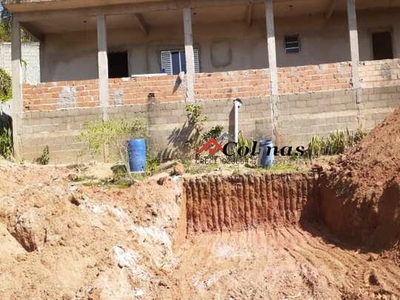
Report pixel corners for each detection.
[19,85,399,163]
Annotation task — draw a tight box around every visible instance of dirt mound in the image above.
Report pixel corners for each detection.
[319,107,400,249]
[184,174,317,234]
[0,163,184,299]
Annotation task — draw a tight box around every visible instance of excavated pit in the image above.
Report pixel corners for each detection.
[183,173,319,234]
[179,173,400,298]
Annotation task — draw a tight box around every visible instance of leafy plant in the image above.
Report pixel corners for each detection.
[0,9,35,43]
[237,131,253,157]
[185,104,208,154]
[186,104,208,128]
[307,127,368,159]
[0,127,12,159]
[146,154,160,174]
[180,156,192,169]
[346,127,368,147]
[78,117,147,157]
[36,145,50,165]
[0,68,12,102]
[78,117,147,183]
[202,125,224,142]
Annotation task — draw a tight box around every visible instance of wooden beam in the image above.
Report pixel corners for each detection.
[134,13,149,35]
[11,16,23,160]
[183,7,195,103]
[246,4,253,27]
[324,0,337,20]
[97,13,109,121]
[346,0,360,91]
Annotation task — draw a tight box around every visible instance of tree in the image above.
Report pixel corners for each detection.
[0,4,34,42]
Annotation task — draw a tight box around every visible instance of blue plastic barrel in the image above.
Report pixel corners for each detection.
[258,140,275,168]
[127,139,147,173]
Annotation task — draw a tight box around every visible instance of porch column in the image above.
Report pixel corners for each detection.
[346,0,360,92]
[11,16,23,160]
[265,0,278,95]
[97,13,109,120]
[265,0,278,142]
[183,7,195,103]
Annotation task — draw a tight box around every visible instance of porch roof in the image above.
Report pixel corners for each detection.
[4,0,165,12]
[7,0,400,39]
[5,0,400,14]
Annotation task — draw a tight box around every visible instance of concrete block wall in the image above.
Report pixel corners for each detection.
[19,97,272,163]
[149,96,273,160]
[0,42,40,84]
[19,86,399,163]
[362,86,400,129]
[21,105,148,162]
[359,59,400,88]
[278,90,359,146]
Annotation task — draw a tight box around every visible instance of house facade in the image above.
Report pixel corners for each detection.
[5,0,400,162]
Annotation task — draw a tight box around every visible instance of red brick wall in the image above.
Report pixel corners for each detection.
[22,60,400,112]
[23,75,184,111]
[359,59,400,88]
[23,79,99,111]
[278,62,352,94]
[108,75,184,105]
[195,69,270,100]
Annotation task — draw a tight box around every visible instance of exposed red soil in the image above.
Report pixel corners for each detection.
[1,162,400,299]
[181,172,400,298]
[177,228,400,299]
[184,174,317,234]
[319,107,400,253]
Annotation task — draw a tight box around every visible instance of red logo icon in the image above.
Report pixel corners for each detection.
[198,138,224,155]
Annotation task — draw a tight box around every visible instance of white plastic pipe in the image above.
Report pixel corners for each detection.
[233,99,243,144]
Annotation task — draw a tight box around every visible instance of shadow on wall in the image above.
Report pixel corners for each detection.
[160,120,195,161]
[0,109,12,133]
[158,103,243,161]
[228,105,235,139]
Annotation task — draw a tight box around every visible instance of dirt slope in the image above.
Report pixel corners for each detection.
[0,162,183,299]
[319,107,400,252]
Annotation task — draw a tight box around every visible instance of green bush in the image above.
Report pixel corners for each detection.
[146,154,160,174]
[0,68,12,102]
[202,125,224,142]
[307,128,368,159]
[0,127,12,159]
[184,104,208,154]
[78,117,147,157]
[36,146,50,165]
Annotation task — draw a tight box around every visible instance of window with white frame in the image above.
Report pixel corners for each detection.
[160,49,200,75]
